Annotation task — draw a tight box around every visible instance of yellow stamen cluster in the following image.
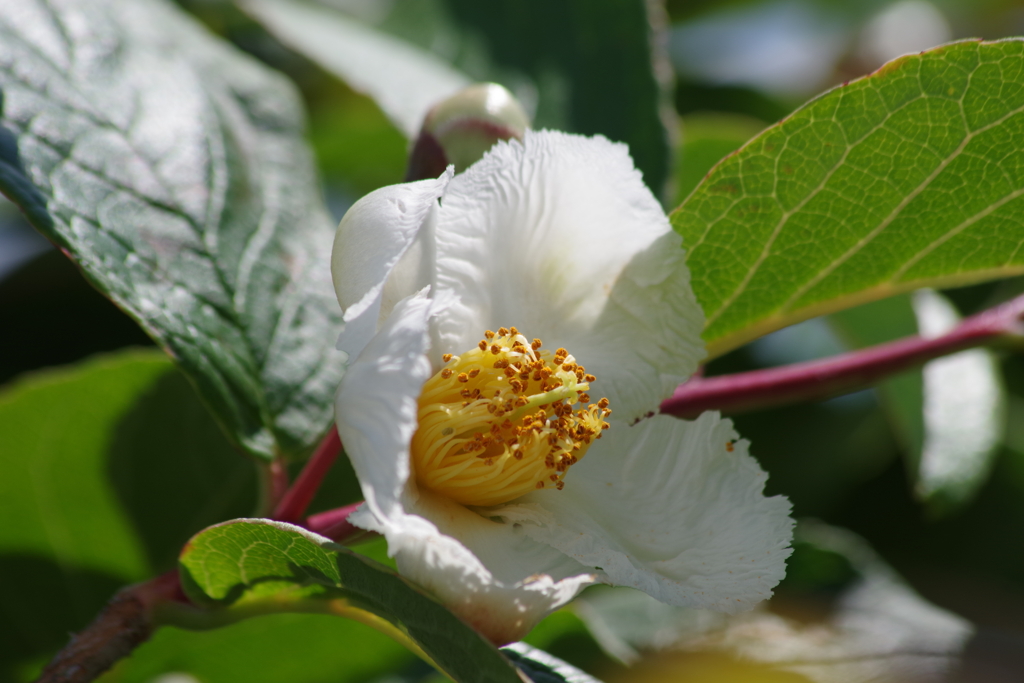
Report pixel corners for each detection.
[411,327,612,507]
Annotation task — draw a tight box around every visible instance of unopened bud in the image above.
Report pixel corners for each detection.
[405,83,530,181]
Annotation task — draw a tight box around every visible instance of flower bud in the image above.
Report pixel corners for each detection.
[405,83,530,181]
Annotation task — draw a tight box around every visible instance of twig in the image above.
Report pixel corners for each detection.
[661,292,1024,419]
[306,501,371,545]
[273,426,342,523]
[35,571,185,683]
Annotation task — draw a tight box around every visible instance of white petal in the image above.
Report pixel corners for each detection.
[337,287,596,642]
[334,289,434,517]
[430,130,704,420]
[331,170,452,357]
[493,413,793,613]
[349,490,595,645]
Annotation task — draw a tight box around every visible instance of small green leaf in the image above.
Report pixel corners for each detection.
[242,0,672,194]
[502,643,604,683]
[177,519,525,683]
[0,0,344,460]
[674,39,1024,357]
[0,350,255,680]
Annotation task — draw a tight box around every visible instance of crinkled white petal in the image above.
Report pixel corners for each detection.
[492,412,793,613]
[428,130,704,419]
[331,170,451,359]
[334,289,434,518]
[349,491,595,644]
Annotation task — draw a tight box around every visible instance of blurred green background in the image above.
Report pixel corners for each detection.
[3,0,1024,681]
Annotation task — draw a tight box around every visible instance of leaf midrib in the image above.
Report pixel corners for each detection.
[2,18,289,388]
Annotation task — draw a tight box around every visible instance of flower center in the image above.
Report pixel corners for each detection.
[411,327,612,507]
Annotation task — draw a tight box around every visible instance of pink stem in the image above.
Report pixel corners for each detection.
[305,502,370,544]
[661,292,1024,419]
[273,426,342,523]
[268,457,290,511]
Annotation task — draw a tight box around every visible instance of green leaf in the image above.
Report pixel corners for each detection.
[177,519,525,683]
[242,0,672,194]
[674,39,1024,358]
[502,643,604,683]
[241,0,470,139]
[673,113,768,209]
[0,0,344,461]
[0,94,52,232]
[99,613,416,683]
[0,350,256,680]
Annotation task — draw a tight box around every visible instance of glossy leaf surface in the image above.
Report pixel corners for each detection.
[0,0,344,460]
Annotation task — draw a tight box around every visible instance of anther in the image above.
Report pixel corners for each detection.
[442,354,453,363]
[457,373,469,383]
[441,368,453,379]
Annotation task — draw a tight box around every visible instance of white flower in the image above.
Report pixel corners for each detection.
[331,130,793,645]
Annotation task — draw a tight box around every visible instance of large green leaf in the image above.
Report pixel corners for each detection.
[0,350,256,681]
[177,519,525,683]
[674,39,1024,357]
[99,613,417,683]
[241,0,672,195]
[0,0,344,461]
[241,0,470,139]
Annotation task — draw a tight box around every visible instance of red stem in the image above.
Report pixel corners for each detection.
[268,457,290,511]
[273,426,342,523]
[305,501,369,544]
[661,292,1024,419]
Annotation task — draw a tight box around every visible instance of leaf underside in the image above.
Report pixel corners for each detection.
[0,0,344,460]
[178,520,526,683]
[674,39,1024,357]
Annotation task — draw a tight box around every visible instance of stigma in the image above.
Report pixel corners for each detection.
[411,327,612,507]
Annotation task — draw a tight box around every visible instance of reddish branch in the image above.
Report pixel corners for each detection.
[273,426,343,523]
[661,292,1024,419]
[36,571,185,683]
